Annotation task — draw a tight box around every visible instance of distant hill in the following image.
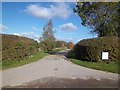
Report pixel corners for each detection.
[1,34,38,61]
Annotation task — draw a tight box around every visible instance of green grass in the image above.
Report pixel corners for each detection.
[0,62,1,70]
[70,58,119,74]
[0,51,48,70]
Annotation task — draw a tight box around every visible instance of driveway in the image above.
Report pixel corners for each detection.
[2,55,118,88]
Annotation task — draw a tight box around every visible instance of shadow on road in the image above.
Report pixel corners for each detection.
[5,77,118,88]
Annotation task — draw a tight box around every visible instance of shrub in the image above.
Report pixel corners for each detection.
[67,49,76,58]
[55,40,67,48]
[68,36,119,62]
[39,38,56,52]
[2,34,38,61]
[39,40,67,52]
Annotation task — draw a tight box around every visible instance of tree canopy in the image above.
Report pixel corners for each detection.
[39,19,56,51]
[42,19,55,41]
[74,2,120,37]
[67,42,74,49]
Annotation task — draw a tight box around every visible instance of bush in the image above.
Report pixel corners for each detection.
[55,40,67,48]
[67,49,76,58]
[2,34,38,61]
[68,36,119,62]
[39,40,67,52]
[39,38,56,52]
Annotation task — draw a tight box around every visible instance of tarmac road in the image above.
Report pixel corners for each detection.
[2,54,118,88]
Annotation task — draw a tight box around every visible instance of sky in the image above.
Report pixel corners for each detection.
[1,2,97,44]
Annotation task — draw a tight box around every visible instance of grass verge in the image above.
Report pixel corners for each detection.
[70,58,119,74]
[0,51,48,70]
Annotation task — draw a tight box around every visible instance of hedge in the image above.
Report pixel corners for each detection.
[67,36,119,62]
[1,34,38,61]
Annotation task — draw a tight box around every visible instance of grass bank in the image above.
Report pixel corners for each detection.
[70,58,119,74]
[0,51,48,70]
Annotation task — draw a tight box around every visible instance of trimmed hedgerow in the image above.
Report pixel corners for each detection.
[2,34,38,61]
[67,36,119,62]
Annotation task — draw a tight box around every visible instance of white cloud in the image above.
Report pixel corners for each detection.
[13,32,40,42]
[25,3,71,19]
[32,26,39,31]
[59,23,77,30]
[56,36,80,44]
[0,24,8,31]
[13,33,20,36]
[56,36,74,41]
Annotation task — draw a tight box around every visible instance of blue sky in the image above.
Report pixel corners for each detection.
[1,2,97,44]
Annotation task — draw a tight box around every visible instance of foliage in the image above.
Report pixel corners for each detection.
[55,40,67,48]
[39,19,55,51]
[74,2,120,37]
[48,47,67,54]
[67,42,74,49]
[1,51,48,70]
[70,59,118,73]
[2,34,38,61]
[68,36,119,62]
[67,49,76,58]
[39,38,56,51]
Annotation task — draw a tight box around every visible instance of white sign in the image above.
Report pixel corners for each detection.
[102,52,109,60]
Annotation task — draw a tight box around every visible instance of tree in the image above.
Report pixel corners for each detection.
[42,19,55,40]
[39,19,55,51]
[55,40,67,48]
[74,2,120,37]
[67,42,74,49]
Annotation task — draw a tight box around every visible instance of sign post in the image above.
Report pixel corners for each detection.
[102,51,109,63]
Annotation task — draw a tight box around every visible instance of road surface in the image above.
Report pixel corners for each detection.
[2,54,118,88]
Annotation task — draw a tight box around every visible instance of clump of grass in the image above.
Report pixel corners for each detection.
[70,59,118,73]
[1,51,48,70]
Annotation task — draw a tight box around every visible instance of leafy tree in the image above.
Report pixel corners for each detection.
[39,19,55,51]
[67,42,74,49]
[74,2,120,37]
[42,19,55,40]
[55,40,67,48]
